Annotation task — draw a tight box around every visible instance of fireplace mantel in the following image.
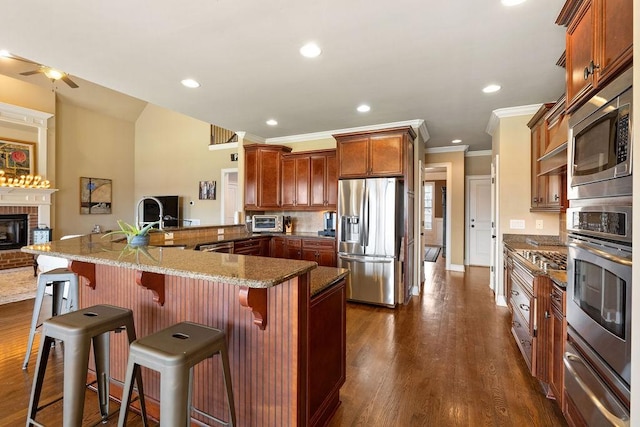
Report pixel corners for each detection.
[0,188,58,228]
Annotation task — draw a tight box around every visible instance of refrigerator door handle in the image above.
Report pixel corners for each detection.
[339,254,394,263]
[363,186,370,247]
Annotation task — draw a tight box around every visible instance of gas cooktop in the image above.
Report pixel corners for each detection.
[517,250,567,271]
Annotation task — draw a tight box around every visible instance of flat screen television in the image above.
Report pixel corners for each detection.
[142,196,180,228]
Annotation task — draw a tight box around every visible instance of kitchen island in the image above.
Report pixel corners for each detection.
[22,234,348,426]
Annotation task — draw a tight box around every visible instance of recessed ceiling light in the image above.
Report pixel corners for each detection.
[501,0,526,6]
[299,42,322,58]
[181,79,200,88]
[357,104,371,113]
[266,119,278,126]
[452,139,462,144]
[482,84,501,93]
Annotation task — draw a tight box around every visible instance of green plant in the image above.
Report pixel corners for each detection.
[102,220,158,242]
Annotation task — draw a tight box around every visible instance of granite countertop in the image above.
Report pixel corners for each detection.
[22,234,318,289]
[156,231,335,249]
[503,234,567,288]
[310,266,349,297]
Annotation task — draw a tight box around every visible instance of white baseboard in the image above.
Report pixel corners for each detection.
[496,295,508,307]
[411,286,419,296]
[448,264,465,272]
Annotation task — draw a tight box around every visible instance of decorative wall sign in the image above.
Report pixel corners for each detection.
[0,138,36,177]
[80,177,112,214]
[199,181,216,200]
[230,153,238,161]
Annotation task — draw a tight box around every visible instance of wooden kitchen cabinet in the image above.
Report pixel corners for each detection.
[549,283,567,409]
[301,238,337,267]
[559,0,632,112]
[245,144,292,210]
[528,102,568,212]
[504,247,513,313]
[335,127,416,179]
[510,257,536,373]
[310,151,337,209]
[234,237,270,256]
[281,154,310,208]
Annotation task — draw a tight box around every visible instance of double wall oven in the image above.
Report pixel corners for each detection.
[564,67,632,426]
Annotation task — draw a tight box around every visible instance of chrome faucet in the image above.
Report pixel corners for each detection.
[135,196,164,230]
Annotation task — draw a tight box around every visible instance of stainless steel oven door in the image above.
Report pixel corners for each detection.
[566,203,632,244]
[567,235,632,386]
[564,338,630,426]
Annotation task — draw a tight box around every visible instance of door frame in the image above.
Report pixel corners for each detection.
[421,162,452,271]
[220,168,239,224]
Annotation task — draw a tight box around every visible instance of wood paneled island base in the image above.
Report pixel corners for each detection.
[22,235,347,426]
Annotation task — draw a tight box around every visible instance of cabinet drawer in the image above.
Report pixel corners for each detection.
[510,279,533,332]
[301,238,335,250]
[512,308,533,371]
[550,284,565,315]
[512,258,534,294]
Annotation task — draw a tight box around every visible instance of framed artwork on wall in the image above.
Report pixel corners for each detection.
[80,177,112,214]
[0,138,36,177]
[199,181,216,200]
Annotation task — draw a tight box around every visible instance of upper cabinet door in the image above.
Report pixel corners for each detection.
[566,0,595,110]
[337,137,369,178]
[369,135,404,176]
[596,0,632,84]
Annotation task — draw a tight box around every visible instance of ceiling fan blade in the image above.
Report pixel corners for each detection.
[20,69,43,76]
[61,75,79,88]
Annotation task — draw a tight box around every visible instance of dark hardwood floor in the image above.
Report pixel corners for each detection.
[0,256,566,426]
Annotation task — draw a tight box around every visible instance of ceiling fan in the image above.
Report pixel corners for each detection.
[0,51,79,88]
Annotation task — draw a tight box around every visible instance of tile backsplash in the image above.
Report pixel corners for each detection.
[259,210,331,233]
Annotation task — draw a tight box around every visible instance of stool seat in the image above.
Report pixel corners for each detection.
[118,321,235,427]
[27,304,147,427]
[23,268,79,369]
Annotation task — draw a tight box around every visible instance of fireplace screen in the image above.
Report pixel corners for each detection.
[0,214,28,249]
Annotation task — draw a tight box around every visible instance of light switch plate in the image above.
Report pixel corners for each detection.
[535,220,543,230]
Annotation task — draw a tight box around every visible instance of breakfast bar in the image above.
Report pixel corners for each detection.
[22,234,348,426]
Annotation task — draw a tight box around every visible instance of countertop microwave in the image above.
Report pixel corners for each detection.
[251,215,283,233]
[568,67,632,200]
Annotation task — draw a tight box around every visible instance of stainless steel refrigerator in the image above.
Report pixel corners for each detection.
[337,178,404,307]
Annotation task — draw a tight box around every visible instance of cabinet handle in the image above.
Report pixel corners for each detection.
[554,194,559,201]
[512,320,521,328]
[545,311,551,319]
[519,304,530,312]
[511,290,519,297]
[583,60,600,80]
[532,197,538,203]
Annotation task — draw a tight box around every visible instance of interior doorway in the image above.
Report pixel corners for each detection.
[421,164,451,270]
[221,168,238,224]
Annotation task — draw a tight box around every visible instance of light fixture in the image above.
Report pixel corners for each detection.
[501,0,526,6]
[43,67,64,80]
[0,49,10,58]
[357,104,371,113]
[482,84,501,93]
[181,78,200,88]
[299,42,322,58]
[266,119,278,126]
[451,139,462,144]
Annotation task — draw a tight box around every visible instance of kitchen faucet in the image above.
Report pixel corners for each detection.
[135,196,164,230]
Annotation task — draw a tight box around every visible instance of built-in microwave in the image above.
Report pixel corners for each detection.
[251,215,283,233]
[568,67,632,200]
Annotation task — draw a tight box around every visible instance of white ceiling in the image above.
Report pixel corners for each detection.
[0,0,567,151]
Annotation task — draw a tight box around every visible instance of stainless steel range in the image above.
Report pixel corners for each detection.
[517,250,567,272]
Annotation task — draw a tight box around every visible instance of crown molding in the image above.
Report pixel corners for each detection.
[465,150,492,157]
[259,119,427,144]
[0,101,52,128]
[485,104,541,136]
[426,144,469,154]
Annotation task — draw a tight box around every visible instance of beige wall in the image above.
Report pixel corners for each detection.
[280,137,336,152]
[465,154,491,176]
[424,150,465,267]
[494,115,560,236]
[55,101,136,236]
[0,74,55,113]
[135,104,238,226]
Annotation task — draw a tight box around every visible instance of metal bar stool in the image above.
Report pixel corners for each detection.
[117,321,236,427]
[23,267,79,370]
[27,304,148,427]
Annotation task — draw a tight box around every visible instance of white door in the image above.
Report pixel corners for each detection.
[221,169,238,224]
[468,177,492,266]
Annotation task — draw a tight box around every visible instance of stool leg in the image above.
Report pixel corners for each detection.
[51,281,65,317]
[123,321,149,427]
[93,331,111,421]
[22,277,48,369]
[67,277,79,312]
[219,344,237,427]
[161,365,191,426]
[63,336,92,427]
[26,336,54,426]
[117,358,138,427]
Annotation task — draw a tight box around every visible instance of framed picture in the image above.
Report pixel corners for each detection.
[80,177,112,214]
[199,180,216,200]
[0,138,36,177]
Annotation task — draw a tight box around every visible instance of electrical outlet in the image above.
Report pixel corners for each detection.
[218,228,224,235]
[510,219,525,230]
[164,232,174,240]
[536,220,543,230]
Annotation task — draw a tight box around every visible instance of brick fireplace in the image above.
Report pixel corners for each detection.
[0,188,57,270]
